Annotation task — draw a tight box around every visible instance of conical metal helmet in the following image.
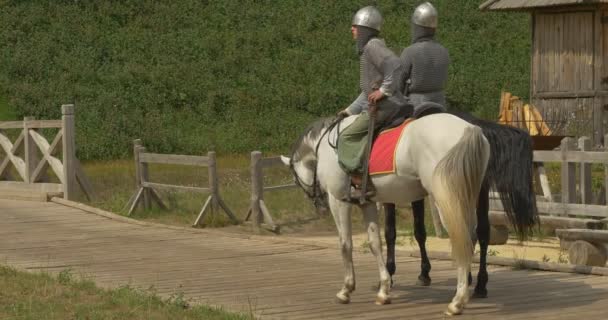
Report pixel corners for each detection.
[412,2,438,28]
[352,6,383,31]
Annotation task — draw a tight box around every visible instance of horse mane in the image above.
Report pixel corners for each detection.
[289,116,335,161]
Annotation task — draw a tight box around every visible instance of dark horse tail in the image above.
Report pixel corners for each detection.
[449,110,539,239]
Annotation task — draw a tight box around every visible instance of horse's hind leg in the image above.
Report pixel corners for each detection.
[412,199,432,286]
[328,195,355,304]
[362,203,391,305]
[473,183,490,298]
[384,203,397,286]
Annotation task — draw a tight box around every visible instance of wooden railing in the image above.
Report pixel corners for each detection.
[0,104,93,201]
[245,151,298,233]
[126,139,237,226]
[490,135,608,223]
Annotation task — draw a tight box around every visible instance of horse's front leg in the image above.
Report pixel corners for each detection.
[384,203,397,286]
[412,199,432,286]
[362,203,391,305]
[328,194,355,304]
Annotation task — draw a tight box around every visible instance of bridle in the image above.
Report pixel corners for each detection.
[289,117,343,208]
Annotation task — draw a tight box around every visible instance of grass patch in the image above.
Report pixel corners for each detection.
[0,265,253,320]
[0,94,16,121]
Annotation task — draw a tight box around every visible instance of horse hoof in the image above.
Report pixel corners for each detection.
[335,294,350,304]
[445,302,463,316]
[375,295,391,305]
[416,276,431,286]
[472,289,488,299]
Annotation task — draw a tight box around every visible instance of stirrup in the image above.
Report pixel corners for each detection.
[341,185,375,204]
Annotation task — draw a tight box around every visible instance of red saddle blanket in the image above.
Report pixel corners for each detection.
[369,118,414,176]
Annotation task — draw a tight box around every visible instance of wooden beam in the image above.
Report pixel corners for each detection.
[23,119,62,129]
[141,181,210,193]
[0,121,23,129]
[561,137,577,205]
[489,211,604,229]
[139,152,209,167]
[579,137,593,204]
[29,129,64,183]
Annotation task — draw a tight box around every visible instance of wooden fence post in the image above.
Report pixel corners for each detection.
[133,139,142,192]
[604,134,608,206]
[62,104,76,200]
[193,151,237,226]
[579,136,592,204]
[250,151,263,232]
[140,146,151,210]
[560,137,576,209]
[23,116,37,183]
[208,151,219,212]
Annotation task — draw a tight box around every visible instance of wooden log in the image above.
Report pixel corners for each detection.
[556,229,608,243]
[489,211,604,229]
[489,225,509,245]
[61,104,76,201]
[409,250,608,276]
[568,240,607,267]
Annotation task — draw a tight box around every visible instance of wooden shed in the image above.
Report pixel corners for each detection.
[480,0,608,144]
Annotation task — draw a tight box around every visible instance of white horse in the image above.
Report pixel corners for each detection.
[280,113,490,315]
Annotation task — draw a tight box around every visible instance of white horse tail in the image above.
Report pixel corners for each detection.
[432,125,490,267]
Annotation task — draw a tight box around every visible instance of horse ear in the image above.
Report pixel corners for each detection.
[280,155,291,166]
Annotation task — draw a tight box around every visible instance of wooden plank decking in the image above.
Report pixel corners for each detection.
[2,199,608,319]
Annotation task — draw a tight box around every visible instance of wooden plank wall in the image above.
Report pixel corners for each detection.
[533,98,594,136]
[533,11,594,94]
[531,8,602,140]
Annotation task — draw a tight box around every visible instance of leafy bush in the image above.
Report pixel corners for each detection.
[0,0,530,160]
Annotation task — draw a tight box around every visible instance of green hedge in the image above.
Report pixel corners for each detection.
[0,0,530,160]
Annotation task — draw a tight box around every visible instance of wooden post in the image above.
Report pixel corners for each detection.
[132,139,143,211]
[250,151,262,233]
[193,151,238,226]
[61,104,76,200]
[579,136,593,204]
[535,163,553,202]
[208,151,219,212]
[561,137,576,208]
[140,146,151,210]
[605,134,608,206]
[23,116,37,183]
[133,140,142,192]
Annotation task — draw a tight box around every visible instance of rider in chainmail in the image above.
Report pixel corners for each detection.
[336,6,411,200]
[400,2,450,110]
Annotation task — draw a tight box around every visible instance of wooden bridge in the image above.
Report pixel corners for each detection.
[2,198,608,319]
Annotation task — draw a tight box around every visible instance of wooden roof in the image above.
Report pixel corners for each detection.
[480,0,608,11]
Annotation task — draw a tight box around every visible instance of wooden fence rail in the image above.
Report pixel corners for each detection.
[490,135,608,225]
[125,139,237,227]
[245,151,298,233]
[0,104,93,201]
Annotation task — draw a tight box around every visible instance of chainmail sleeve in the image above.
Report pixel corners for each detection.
[346,91,368,115]
[365,39,402,97]
[399,47,413,95]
